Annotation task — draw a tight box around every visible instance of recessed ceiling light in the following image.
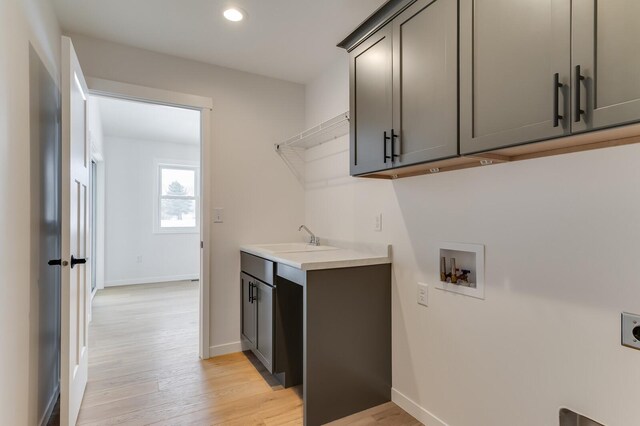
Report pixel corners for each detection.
[223,8,244,22]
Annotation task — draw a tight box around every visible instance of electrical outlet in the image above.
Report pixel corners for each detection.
[374,213,382,232]
[417,283,428,307]
[213,208,224,223]
[136,255,143,264]
[622,312,640,350]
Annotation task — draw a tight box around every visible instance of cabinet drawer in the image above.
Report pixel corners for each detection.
[241,252,274,285]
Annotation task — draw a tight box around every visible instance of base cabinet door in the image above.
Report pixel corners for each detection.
[256,281,274,373]
[392,0,458,165]
[349,25,393,175]
[572,0,640,132]
[241,273,256,348]
[460,0,571,154]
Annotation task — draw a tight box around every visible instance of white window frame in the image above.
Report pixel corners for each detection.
[154,160,200,234]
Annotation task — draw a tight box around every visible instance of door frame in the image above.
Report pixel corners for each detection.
[87,77,214,359]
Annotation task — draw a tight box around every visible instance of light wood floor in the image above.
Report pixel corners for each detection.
[78,281,420,425]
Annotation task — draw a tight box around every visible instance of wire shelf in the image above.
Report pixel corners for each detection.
[275,111,349,182]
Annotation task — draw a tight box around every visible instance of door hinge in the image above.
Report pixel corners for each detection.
[200,241,204,249]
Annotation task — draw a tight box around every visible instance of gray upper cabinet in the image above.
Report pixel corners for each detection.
[341,0,640,178]
[460,0,572,154]
[350,26,393,175]
[349,0,458,175]
[572,0,640,132]
[392,0,458,165]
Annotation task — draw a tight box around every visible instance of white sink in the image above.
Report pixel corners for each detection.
[252,243,339,254]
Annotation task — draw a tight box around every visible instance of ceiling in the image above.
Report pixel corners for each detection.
[52,0,386,84]
[95,96,200,145]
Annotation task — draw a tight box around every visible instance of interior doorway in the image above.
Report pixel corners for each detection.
[75,93,208,420]
[54,44,212,424]
[87,94,203,326]
[88,96,202,289]
[83,78,214,362]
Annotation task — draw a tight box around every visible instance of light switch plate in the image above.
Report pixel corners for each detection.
[213,208,224,223]
[417,283,428,307]
[374,213,382,232]
[622,312,640,350]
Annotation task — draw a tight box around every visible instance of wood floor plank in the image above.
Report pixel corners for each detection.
[326,402,422,426]
[81,379,159,408]
[79,281,421,425]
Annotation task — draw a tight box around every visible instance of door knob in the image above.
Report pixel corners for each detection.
[70,255,87,269]
[48,259,62,266]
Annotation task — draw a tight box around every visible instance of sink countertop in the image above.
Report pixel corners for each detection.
[240,240,391,271]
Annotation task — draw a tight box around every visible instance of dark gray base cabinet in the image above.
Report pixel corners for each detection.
[349,0,458,176]
[241,252,392,426]
[255,280,273,372]
[240,254,275,373]
[303,264,391,426]
[241,272,256,349]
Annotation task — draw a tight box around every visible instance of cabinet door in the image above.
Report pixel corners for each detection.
[392,0,458,165]
[572,0,640,132]
[460,0,571,154]
[241,273,256,348]
[256,281,274,372]
[349,25,393,175]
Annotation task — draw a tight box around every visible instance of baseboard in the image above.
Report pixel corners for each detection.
[39,383,59,426]
[105,274,199,287]
[392,388,448,426]
[209,341,245,357]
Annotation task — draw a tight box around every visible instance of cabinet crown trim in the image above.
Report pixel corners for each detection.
[337,0,417,52]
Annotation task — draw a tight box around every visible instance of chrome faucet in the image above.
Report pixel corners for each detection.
[298,225,319,246]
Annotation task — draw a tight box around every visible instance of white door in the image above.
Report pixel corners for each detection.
[60,36,90,426]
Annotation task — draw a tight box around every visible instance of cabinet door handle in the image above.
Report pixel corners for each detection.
[383,131,391,163]
[250,282,257,303]
[553,73,564,127]
[391,129,399,161]
[248,281,252,302]
[574,65,585,122]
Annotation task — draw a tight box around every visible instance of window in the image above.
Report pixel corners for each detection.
[157,164,199,232]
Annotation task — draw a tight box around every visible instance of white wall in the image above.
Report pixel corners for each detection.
[103,136,200,286]
[87,96,104,159]
[304,58,640,425]
[66,33,306,353]
[305,56,349,129]
[0,1,61,425]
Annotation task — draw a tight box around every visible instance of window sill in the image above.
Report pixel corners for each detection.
[153,227,200,235]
